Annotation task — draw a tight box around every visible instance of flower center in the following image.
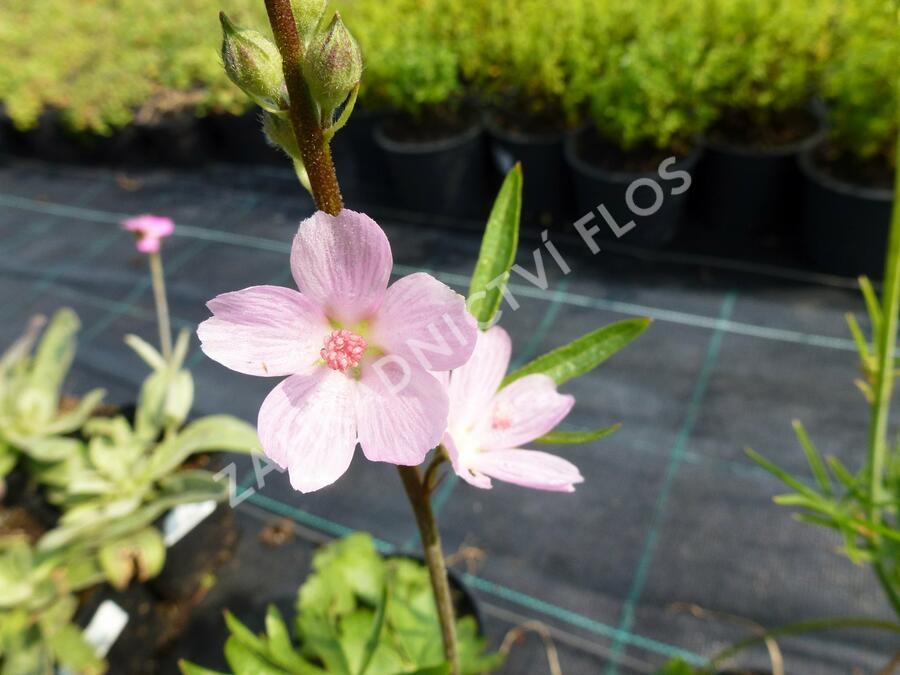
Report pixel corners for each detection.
[321,329,367,372]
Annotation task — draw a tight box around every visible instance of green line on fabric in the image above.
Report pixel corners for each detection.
[461,574,707,666]
[0,192,857,352]
[605,292,738,674]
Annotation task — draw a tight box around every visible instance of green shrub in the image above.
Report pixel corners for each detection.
[702,0,835,129]
[474,0,584,126]
[580,0,717,152]
[822,0,899,167]
[0,0,267,134]
[337,0,463,119]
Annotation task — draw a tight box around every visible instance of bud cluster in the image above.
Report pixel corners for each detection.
[218,2,362,162]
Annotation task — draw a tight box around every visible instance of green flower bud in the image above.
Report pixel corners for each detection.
[262,112,301,159]
[220,12,288,113]
[302,13,362,119]
[292,0,327,46]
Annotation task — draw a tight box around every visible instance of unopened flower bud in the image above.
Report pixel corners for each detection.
[262,112,301,159]
[292,0,327,46]
[302,13,362,119]
[220,12,288,113]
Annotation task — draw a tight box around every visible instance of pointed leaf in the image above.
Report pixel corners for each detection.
[125,334,165,371]
[179,661,230,675]
[44,388,106,435]
[535,424,620,445]
[147,415,260,480]
[28,308,79,399]
[467,164,522,325]
[792,420,831,496]
[503,319,650,387]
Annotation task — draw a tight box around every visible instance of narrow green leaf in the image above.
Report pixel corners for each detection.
[125,334,165,371]
[745,448,818,498]
[147,415,260,480]
[503,319,650,387]
[467,164,522,325]
[224,611,268,653]
[859,276,882,335]
[825,456,859,492]
[535,424,621,445]
[179,660,230,675]
[845,313,870,363]
[28,308,79,397]
[792,420,832,497]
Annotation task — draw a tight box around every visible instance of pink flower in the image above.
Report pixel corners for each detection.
[122,214,175,253]
[197,210,477,493]
[442,326,583,492]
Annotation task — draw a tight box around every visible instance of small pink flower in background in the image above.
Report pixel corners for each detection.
[198,209,477,493]
[443,326,584,492]
[122,214,175,253]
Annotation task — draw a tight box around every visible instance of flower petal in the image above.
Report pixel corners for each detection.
[447,326,511,431]
[198,285,329,377]
[480,374,574,450]
[291,210,392,324]
[469,448,583,492]
[257,369,357,493]
[370,272,477,372]
[356,358,448,465]
[444,432,492,489]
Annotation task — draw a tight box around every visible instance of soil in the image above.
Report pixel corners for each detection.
[812,141,895,191]
[708,107,819,150]
[149,504,238,602]
[0,469,58,539]
[381,105,478,144]
[574,128,684,174]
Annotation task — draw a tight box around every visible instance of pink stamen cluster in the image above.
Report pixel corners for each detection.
[321,329,367,372]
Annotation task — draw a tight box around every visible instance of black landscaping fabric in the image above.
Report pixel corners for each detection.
[0,159,896,674]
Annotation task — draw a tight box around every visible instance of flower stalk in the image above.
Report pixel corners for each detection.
[397,463,460,675]
[866,131,900,618]
[148,251,173,362]
[263,0,343,215]
[256,3,461,666]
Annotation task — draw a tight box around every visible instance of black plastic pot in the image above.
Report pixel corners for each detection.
[202,111,284,165]
[565,129,702,248]
[696,121,825,239]
[373,119,487,220]
[331,106,391,206]
[485,114,573,227]
[798,143,894,278]
[138,111,210,167]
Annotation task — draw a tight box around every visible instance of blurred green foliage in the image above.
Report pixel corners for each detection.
[578,0,718,152]
[822,0,899,167]
[0,0,895,159]
[702,0,836,126]
[180,532,503,674]
[0,0,268,134]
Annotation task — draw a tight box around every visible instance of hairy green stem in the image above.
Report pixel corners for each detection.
[397,465,459,675]
[148,251,172,361]
[263,0,343,216]
[866,131,900,618]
